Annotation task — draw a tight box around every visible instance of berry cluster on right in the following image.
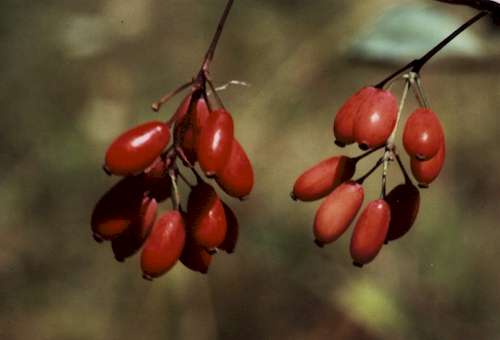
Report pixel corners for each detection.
[292,72,445,267]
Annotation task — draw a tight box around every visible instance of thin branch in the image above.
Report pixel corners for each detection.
[201,0,235,70]
[375,11,487,88]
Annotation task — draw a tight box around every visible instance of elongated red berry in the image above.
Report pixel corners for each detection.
[410,141,445,188]
[350,199,391,266]
[219,202,239,253]
[385,183,420,242]
[171,92,193,126]
[105,121,171,176]
[111,197,158,262]
[141,210,186,280]
[313,181,364,246]
[216,139,254,199]
[333,87,377,146]
[91,176,145,241]
[174,96,210,164]
[187,182,227,249]
[353,89,398,150]
[292,156,356,202]
[197,109,234,176]
[403,108,444,160]
[180,238,213,274]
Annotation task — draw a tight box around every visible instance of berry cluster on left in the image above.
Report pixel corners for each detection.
[90,0,252,281]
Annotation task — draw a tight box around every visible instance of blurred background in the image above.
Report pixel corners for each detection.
[1,0,500,339]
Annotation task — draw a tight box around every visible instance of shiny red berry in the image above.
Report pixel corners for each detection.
[140,210,186,280]
[215,139,254,199]
[350,199,391,266]
[174,96,210,165]
[403,108,444,160]
[353,88,398,150]
[111,197,158,262]
[197,109,234,176]
[292,156,356,202]
[180,238,213,274]
[187,182,227,249]
[385,183,420,242]
[91,176,145,241]
[410,141,446,188]
[105,121,171,176]
[313,181,364,246]
[333,87,377,147]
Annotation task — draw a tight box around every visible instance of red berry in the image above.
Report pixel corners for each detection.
[403,108,444,160]
[187,182,227,249]
[292,156,356,202]
[111,197,158,262]
[350,199,391,266]
[91,176,145,241]
[333,87,377,146]
[105,121,171,176]
[218,202,239,253]
[197,109,234,176]
[174,96,210,165]
[313,181,364,246]
[171,92,193,126]
[215,139,254,199]
[410,141,446,188]
[385,183,420,242]
[353,88,398,150]
[180,238,213,274]
[140,210,186,280]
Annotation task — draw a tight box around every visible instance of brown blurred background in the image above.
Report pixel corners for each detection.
[1,1,500,339]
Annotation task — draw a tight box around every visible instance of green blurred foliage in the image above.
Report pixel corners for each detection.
[1,1,499,339]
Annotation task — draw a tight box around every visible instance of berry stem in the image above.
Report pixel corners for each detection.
[152,80,194,112]
[375,11,487,89]
[213,80,250,92]
[355,157,384,184]
[169,170,180,210]
[409,74,430,108]
[381,152,389,198]
[201,0,235,72]
[386,77,411,150]
[206,78,226,110]
[395,153,413,185]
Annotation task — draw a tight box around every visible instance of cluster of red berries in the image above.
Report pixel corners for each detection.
[91,87,253,280]
[292,73,445,267]
[91,0,253,280]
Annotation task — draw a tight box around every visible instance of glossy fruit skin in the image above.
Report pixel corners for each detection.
[410,141,445,188]
[333,87,377,146]
[385,183,420,242]
[403,108,444,160]
[105,121,171,176]
[215,139,254,199]
[292,156,356,202]
[187,182,227,249]
[350,199,391,266]
[353,88,398,150]
[174,95,210,165]
[180,238,213,274]
[197,109,234,176]
[313,181,364,246]
[111,197,158,262]
[219,202,239,253]
[91,176,145,241]
[140,211,186,280]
